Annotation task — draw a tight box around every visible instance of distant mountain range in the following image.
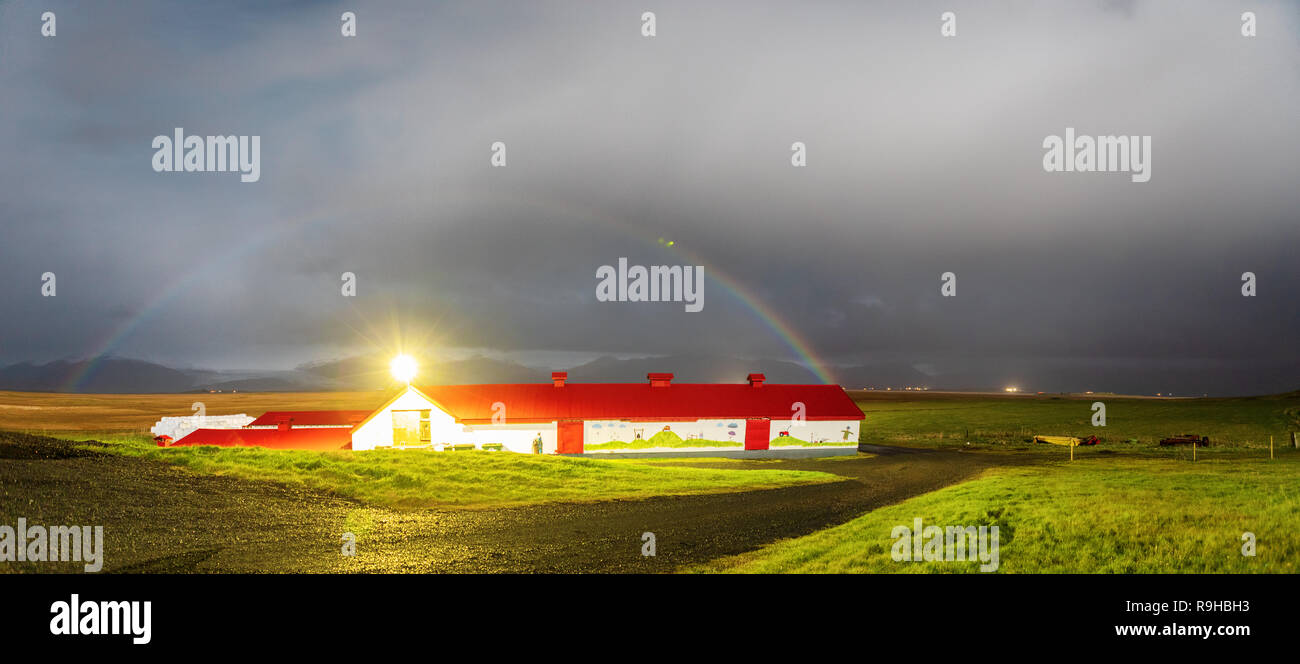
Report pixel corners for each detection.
[0,353,927,394]
[0,354,1294,396]
[0,358,197,393]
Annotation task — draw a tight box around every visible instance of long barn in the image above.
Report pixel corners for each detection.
[173,372,865,454]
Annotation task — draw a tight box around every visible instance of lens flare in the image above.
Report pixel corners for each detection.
[390,355,417,384]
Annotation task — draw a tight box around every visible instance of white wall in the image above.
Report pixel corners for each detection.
[584,418,861,446]
[247,424,353,429]
[459,422,558,454]
[351,388,459,451]
[584,419,747,445]
[769,419,860,445]
[151,414,254,440]
[350,387,558,453]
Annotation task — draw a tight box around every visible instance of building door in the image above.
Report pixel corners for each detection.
[392,410,426,447]
[744,418,771,451]
[557,421,584,454]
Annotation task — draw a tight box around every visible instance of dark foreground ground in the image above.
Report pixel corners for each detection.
[0,432,1028,573]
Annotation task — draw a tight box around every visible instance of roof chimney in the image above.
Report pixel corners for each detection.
[551,371,568,387]
[747,373,766,387]
[277,418,291,432]
[647,372,674,387]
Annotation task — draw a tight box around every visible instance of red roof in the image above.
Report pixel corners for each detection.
[417,382,864,423]
[246,410,372,427]
[172,428,352,451]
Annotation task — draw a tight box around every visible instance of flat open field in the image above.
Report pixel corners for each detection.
[849,390,1300,449]
[3,389,1298,572]
[0,390,390,434]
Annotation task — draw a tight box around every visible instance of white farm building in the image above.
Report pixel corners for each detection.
[171,372,865,454]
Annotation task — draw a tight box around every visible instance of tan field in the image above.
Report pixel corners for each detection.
[0,390,392,434]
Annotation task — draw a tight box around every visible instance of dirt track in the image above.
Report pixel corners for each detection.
[0,433,1023,573]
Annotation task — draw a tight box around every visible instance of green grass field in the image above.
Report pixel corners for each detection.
[68,434,841,510]
[854,391,1300,449]
[698,453,1300,573]
[692,392,1300,573]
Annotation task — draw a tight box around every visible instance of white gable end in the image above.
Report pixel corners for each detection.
[351,386,459,451]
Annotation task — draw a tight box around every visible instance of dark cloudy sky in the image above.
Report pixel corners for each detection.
[1,1,1297,391]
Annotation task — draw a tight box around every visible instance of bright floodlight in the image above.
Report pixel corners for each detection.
[390,355,417,384]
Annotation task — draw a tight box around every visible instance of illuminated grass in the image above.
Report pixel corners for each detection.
[79,435,841,509]
[696,454,1300,573]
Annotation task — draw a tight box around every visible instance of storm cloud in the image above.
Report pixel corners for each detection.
[1,1,1297,393]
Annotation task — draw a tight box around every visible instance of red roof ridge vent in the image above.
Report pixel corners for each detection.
[747,373,766,387]
[551,371,568,387]
[647,372,674,387]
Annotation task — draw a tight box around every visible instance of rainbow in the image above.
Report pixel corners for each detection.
[65,196,836,389]
[61,214,311,392]
[483,191,837,384]
[656,242,835,384]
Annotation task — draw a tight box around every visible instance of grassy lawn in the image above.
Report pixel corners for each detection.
[697,453,1300,573]
[65,434,841,510]
[855,391,1300,449]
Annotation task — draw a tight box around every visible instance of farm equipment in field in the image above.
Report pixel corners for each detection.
[153,434,173,447]
[1159,434,1210,447]
[1033,434,1099,446]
